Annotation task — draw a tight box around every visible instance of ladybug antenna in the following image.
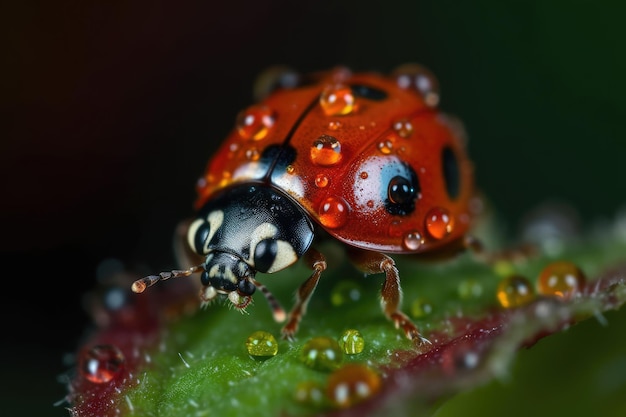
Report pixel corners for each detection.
[131,264,205,293]
[250,277,286,323]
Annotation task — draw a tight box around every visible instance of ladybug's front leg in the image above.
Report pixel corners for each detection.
[281,248,327,340]
[346,247,430,345]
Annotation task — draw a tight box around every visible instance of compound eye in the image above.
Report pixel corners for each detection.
[237,279,256,296]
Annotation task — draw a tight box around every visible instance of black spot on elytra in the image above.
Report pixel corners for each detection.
[442,146,460,199]
[350,84,388,101]
[261,144,297,176]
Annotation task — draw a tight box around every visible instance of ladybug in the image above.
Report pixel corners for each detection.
[131,64,476,343]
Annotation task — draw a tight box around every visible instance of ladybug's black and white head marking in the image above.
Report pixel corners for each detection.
[186,184,315,308]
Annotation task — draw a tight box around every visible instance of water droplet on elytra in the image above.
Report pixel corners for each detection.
[393,119,413,138]
[236,105,275,140]
[402,230,423,251]
[425,207,454,239]
[310,135,342,166]
[320,84,355,116]
[318,196,349,228]
[314,173,329,188]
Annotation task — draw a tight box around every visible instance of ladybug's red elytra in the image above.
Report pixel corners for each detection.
[132,64,478,344]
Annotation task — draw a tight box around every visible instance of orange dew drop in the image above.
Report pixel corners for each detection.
[326,363,381,409]
[80,344,125,384]
[537,260,586,299]
[310,135,342,166]
[366,200,374,208]
[393,119,414,138]
[245,147,260,161]
[286,164,295,174]
[377,139,394,155]
[318,196,349,229]
[320,84,355,116]
[236,105,275,140]
[314,173,329,188]
[328,120,342,131]
[402,230,424,251]
[497,275,535,308]
[359,171,368,179]
[424,207,454,239]
[392,63,440,107]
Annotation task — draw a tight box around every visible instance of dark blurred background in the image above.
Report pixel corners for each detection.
[2,1,625,415]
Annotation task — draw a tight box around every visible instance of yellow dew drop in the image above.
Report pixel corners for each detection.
[300,336,344,371]
[410,297,434,319]
[245,330,279,358]
[326,363,381,409]
[294,381,326,406]
[497,275,535,308]
[236,105,275,140]
[338,329,364,354]
[310,135,342,166]
[330,281,362,306]
[320,84,355,116]
[458,279,483,300]
[537,260,586,299]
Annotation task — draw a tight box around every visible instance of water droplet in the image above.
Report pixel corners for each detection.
[377,139,394,155]
[245,330,279,358]
[314,173,329,188]
[236,105,275,140]
[286,164,295,174]
[392,63,440,107]
[245,147,260,161]
[366,200,374,208]
[496,275,535,308]
[393,119,413,138]
[442,340,480,375]
[300,336,344,371]
[80,344,125,384]
[328,121,342,131]
[338,329,365,354]
[359,171,369,179]
[410,297,434,318]
[310,135,342,166]
[457,279,483,299]
[402,230,423,251]
[326,363,381,408]
[424,207,454,239]
[537,261,586,299]
[294,381,326,406]
[318,196,349,228]
[320,84,355,116]
[331,281,362,306]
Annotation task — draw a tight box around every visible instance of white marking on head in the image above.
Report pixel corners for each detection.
[266,240,298,273]
[186,210,225,255]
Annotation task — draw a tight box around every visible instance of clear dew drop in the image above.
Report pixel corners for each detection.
[402,230,423,251]
[320,84,355,116]
[328,120,342,131]
[245,147,260,161]
[377,139,394,155]
[310,135,342,166]
[80,344,125,384]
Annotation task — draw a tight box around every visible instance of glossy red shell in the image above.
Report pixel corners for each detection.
[195,68,474,254]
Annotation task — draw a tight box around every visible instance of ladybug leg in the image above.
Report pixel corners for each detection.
[281,248,327,341]
[346,247,430,345]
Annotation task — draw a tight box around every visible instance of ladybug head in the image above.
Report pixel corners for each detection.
[198,251,256,309]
